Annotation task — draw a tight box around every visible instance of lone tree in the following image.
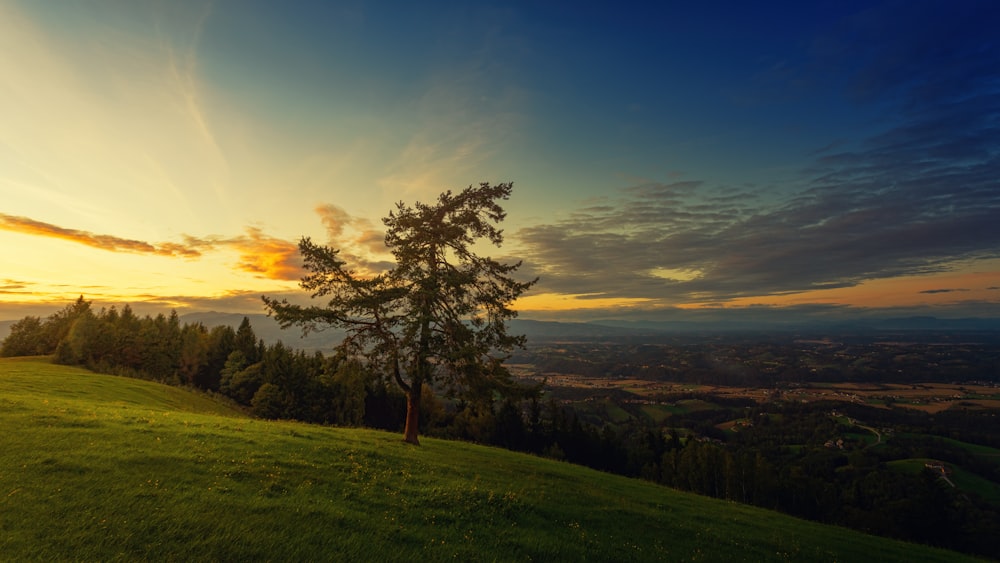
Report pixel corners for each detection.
[263,182,537,444]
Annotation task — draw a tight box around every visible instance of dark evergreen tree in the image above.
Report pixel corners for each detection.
[265,182,537,444]
[178,323,209,387]
[200,325,236,390]
[234,317,261,364]
[0,316,45,356]
[42,296,92,354]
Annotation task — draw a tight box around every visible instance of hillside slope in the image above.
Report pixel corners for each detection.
[0,358,975,562]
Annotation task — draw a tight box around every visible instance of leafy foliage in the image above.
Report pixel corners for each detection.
[265,182,537,443]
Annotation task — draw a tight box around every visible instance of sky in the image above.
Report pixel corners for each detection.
[2,0,999,323]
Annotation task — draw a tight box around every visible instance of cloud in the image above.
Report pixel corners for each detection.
[0,212,305,281]
[316,204,361,240]
[518,142,1000,304]
[230,228,303,281]
[0,1,230,221]
[376,20,527,199]
[0,205,407,284]
[316,203,387,252]
[514,4,1000,307]
[516,300,1000,324]
[919,288,970,295]
[0,279,30,295]
[313,204,393,275]
[0,213,203,257]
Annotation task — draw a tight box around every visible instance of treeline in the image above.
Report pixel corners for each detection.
[1,298,367,425]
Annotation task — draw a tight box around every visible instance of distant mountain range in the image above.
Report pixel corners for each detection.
[0,320,14,344]
[179,312,348,352]
[2,313,999,350]
[174,314,1000,347]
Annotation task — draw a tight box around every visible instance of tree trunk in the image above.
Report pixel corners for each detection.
[403,386,421,445]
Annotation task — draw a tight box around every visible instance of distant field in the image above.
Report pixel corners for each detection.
[0,357,976,562]
[934,436,1000,459]
[951,468,1000,504]
[515,366,1000,414]
[887,458,1000,504]
[638,404,672,424]
[896,433,1000,462]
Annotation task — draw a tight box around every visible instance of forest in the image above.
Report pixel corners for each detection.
[3,297,1000,558]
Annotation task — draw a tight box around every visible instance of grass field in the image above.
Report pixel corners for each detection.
[895,432,1000,460]
[638,404,672,424]
[888,457,1000,505]
[933,436,1000,460]
[0,357,978,562]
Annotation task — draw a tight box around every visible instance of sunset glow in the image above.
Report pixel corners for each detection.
[2,1,998,324]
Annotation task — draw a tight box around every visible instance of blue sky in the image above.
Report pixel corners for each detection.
[1,0,998,321]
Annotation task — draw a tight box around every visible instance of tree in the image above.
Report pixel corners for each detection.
[0,316,45,356]
[53,306,99,366]
[234,316,262,364]
[41,296,92,354]
[264,182,537,444]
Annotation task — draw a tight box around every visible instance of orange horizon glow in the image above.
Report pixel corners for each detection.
[4,267,1000,321]
[683,268,1000,310]
[513,266,1000,315]
[515,292,656,312]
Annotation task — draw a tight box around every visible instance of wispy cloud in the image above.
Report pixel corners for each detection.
[0,203,404,285]
[0,279,30,295]
[230,228,302,281]
[0,213,202,257]
[0,1,230,229]
[919,288,970,295]
[376,15,526,199]
[0,213,304,281]
[314,204,393,275]
[316,204,373,241]
[515,3,1000,307]
[159,0,229,201]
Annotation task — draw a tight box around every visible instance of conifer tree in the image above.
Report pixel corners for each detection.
[264,182,537,444]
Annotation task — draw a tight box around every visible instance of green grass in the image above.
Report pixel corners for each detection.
[934,436,1000,460]
[638,404,672,424]
[0,358,978,562]
[888,458,1000,504]
[888,458,944,476]
[950,468,1000,504]
[601,398,632,424]
[897,433,1000,468]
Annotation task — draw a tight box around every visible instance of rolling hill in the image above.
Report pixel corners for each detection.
[0,357,974,561]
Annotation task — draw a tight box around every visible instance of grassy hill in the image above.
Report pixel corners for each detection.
[0,358,977,562]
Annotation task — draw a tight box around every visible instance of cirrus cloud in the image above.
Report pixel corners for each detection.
[0,213,304,281]
[514,2,1000,307]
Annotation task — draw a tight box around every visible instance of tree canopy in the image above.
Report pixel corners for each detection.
[264,182,537,444]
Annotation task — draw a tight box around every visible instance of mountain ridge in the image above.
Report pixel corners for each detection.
[3,312,999,350]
